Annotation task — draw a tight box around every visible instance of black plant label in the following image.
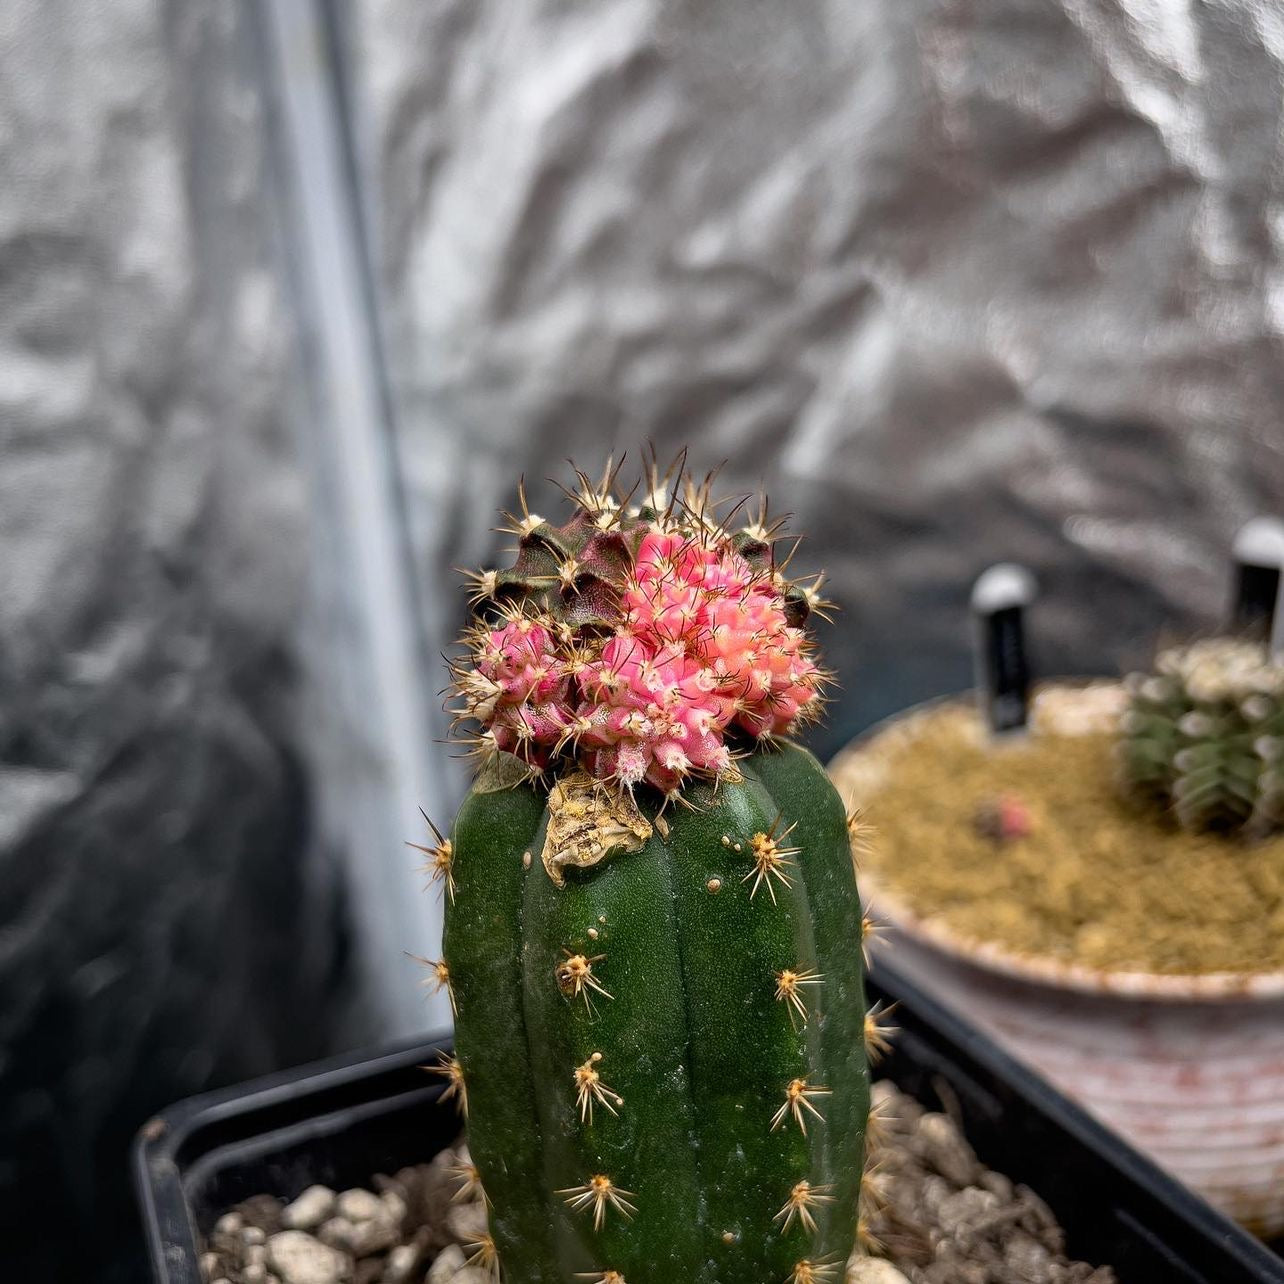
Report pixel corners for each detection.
[1232,561,1280,642]
[981,605,1030,734]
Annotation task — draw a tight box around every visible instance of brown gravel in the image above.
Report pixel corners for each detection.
[863,1081,1116,1284]
[199,1082,1114,1284]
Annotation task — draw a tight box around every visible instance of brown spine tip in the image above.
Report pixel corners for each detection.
[774,967,824,1030]
[770,1077,831,1135]
[449,1159,487,1206]
[411,955,457,1016]
[859,911,884,967]
[773,1179,836,1234]
[409,812,455,903]
[557,1175,637,1230]
[857,1213,885,1255]
[429,1054,468,1117]
[864,1002,898,1062]
[556,949,613,1013]
[859,1162,889,1214]
[743,819,800,903]
[464,1232,500,1281]
[790,1261,839,1284]
[574,1052,623,1123]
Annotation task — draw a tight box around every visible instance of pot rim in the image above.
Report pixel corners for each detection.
[830,683,1284,1003]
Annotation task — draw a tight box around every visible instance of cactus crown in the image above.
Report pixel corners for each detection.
[450,460,832,797]
[1120,636,1284,835]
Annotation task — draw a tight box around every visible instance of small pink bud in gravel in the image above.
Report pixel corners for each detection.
[973,795,1032,843]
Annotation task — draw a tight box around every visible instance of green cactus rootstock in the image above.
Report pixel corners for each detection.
[1121,637,1284,836]
[426,463,873,1284]
[442,742,868,1284]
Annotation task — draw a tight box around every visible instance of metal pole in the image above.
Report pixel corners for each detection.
[259,0,449,1033]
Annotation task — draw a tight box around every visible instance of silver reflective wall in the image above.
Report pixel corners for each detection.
[3,0,1284,1277]
[0,5,344,1278]
[352,0,1284,745]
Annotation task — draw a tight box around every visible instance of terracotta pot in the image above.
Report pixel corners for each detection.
[829,686,1284,1238]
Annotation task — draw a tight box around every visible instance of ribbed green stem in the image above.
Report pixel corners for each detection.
[446,741,868,1284]
[443,766,563,1280]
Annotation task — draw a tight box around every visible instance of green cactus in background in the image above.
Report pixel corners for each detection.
[1120,637,1284,835]
[422,462,874,1284]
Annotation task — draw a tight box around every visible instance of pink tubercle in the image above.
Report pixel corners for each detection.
[461,519,823,786]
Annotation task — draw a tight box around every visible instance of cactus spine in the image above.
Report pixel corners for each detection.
[432,463,871,1283]
[1120,637,1284,835]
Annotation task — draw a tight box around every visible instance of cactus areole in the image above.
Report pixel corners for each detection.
[431,463,871,1284]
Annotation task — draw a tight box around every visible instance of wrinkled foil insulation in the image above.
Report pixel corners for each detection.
[0,4,345,1274]
[351,0,1284,755]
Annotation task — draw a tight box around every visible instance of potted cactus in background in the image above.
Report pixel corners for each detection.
[434,461,873,1283]
[1120,636,1284,835]
[830,525,1284,1240]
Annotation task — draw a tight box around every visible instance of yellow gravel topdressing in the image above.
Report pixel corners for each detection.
[833,698,1284,976]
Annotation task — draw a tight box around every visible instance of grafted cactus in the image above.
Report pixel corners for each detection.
[1120,637,1284,835]
[425,463,873,1284]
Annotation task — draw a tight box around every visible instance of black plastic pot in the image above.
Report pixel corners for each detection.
[134,959,1284,1284]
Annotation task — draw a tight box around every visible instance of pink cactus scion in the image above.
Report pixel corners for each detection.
[452,463,829,795]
